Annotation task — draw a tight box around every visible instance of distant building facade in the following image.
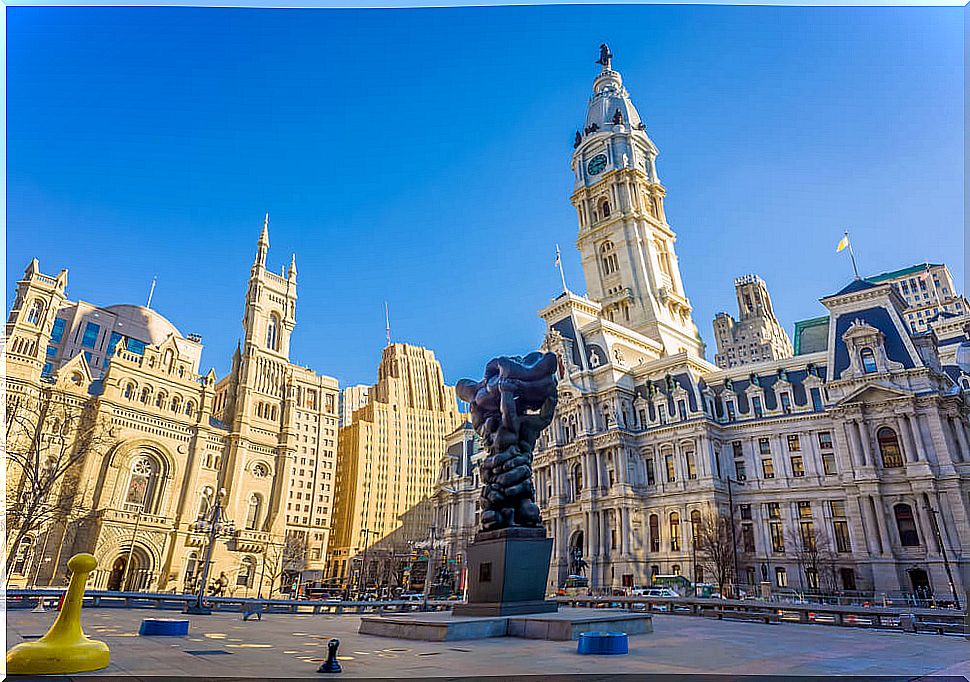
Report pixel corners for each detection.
[327,343,464,582]
[713,275,794,369]
[6,221,339,592]
[436,49,970,602]
[338,384,370,428]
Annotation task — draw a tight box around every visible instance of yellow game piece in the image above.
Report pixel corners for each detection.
[6,553,110,675]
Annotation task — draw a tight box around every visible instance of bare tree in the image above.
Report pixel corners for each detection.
[5,387,111,581]
[786,524,839,593]
[258,532,307,597]
[694,510,746,597]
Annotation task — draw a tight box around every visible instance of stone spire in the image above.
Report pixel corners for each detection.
[288,253,297,281]
[255,213,270,268]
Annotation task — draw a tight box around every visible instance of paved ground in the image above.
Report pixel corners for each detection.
[6,607,969,679]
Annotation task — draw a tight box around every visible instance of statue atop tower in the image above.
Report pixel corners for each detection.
[596,43,613,70]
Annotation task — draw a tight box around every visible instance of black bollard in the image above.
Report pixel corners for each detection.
[317,638,342,674]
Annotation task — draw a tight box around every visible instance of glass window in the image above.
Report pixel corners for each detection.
[685,451,697,480]
[732,441,743,457]
[761,458,774,479]
[797,501,813,519]
[752,396,764,418]
[790,455,805,477]
[817,432,833,450]
[725,400,736,421]
[669,513,681,551]
[780,392,792,414]
[833,520,851,553]
[46,344,57,358]
[758,438,771,455]
[860,348,877,374]
[734,459,747,481]
[822,452,837,476]
[878,428,904,468]
[664,454,676,482]
[649,514,660,552]
[894,504,919,546]
[125,455,159,512]
[81,322,101,349]
[645,458,655,486]
[787,435,800,451]
[810,387,824,412]
[50,317,66,344]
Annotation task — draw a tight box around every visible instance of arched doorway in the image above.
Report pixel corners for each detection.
[106,547,154,592]
[907,568,932,600]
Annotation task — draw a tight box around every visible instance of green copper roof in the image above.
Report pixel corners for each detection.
[793,315,829,355]
[866,263,942,283]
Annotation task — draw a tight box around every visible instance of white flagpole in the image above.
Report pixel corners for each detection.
[844,232,861,280]
[146,276,157,308]
[556,244,569,293]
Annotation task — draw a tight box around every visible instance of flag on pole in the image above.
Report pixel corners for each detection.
[836,234,850,252]
[555,244,561,268]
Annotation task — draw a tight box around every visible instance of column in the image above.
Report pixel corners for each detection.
[858,421,874,467]
[905,414,928,462]
[858,496,880,555]
[915,500,937,555]
[620,507,631,556]
[872,497,892,555]
[950,416,969,463]
[896,415,918,463]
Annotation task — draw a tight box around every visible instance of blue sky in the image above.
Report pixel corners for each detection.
[7,5,964,387]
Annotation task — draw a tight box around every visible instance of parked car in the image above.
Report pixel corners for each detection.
[631,587,678,598]
[400,592,424,602]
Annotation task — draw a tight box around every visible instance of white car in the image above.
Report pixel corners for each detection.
[631,587,678,598]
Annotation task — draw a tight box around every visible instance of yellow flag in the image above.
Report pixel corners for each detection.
[836,234,849,252]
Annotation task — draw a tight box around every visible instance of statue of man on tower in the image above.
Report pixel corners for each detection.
[596,43,613,70]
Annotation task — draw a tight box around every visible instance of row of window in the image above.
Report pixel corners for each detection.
[122,383,196,416]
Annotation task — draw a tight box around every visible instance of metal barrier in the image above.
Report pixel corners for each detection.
[7,589,963,635]
[6,589,454,615]
[553,596,967,635]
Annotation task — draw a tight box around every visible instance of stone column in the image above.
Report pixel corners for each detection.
[872,497,893,555]
[905,414,928,462]
[915,499,937,554]
[858,420,875,468]
[950,416,969,463]
[896,415,918,463]
[858,496,881,555]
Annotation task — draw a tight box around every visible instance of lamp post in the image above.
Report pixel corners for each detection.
[185,488,235,615]
[925,504,960,609]
[726,477,745,598]
[356,528,377,597]
[422,525,437,611]
[119,511,143,592]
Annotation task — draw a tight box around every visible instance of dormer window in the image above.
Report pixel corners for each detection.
[860,347,877,374]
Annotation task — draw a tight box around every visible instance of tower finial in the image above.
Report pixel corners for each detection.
[596,43,613,71]
[255,213,270,267]
[289,253,297,280]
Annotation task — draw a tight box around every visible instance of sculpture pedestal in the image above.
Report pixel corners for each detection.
[453,527,558,617]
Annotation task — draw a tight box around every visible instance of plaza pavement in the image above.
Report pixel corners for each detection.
[5,607,969,679]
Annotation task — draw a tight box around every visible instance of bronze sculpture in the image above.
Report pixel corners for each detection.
[456,352,558,532]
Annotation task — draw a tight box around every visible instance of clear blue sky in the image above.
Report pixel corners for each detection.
[8,5,964,387]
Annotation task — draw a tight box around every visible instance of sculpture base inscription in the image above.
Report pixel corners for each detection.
[453,528,558,617]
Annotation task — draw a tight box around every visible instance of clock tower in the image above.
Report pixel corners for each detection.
[570,45,704,358]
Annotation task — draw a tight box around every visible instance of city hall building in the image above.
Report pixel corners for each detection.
[5,221,340,593]
[434,49,970,600]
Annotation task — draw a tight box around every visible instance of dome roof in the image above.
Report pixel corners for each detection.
[584,69,644,132]
[103,304,182,346]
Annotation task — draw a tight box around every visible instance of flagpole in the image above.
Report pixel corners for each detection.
[843,232,860,280]
[555,244,569,293]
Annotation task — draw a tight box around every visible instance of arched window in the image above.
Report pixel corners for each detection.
[655,240,672,277]
[124,455,160,512]
[649,514,660,552]
[185,401,195,417]
[246,493,262,530]
[197,486,213,520]
[123,383,135,400]
[140,388,151,404]
[690,510,701,545]
[12,536,33,575]
[600,241,618,276]
[860,347,877,374]
[672,564,681,576]
[171,396,181,413]
[266,314,280,351]
[878,427,904,468]
[237,556,256,587]
[155,392,166,409]
[670,512,681,551]
[26,300,44,326]
[163,349,174,371]
[893,503,919,546]
[184,552,199,588]
[601,201,611,218]
[572,464,583,499]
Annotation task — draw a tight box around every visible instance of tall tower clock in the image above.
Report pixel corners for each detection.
[571,45,704,358]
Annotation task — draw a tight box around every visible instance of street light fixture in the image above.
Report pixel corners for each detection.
[185,488,236,615]
[925,504,960,609]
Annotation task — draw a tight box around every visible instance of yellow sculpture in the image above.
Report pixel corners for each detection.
[6,553,110,675]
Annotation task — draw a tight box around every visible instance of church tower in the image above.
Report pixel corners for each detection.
[571,45,704,358]
[5,259,69,379]
[242,214,298,360]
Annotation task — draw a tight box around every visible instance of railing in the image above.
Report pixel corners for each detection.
[554,596,967,636]
[8,590,965,635]
[6,589,453,615]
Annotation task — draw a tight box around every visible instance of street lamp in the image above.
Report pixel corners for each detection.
[185,488,236,615]
[356,528,378,596]
[726,477,745,598]
[925,504,961,609]
[422,525,438,611]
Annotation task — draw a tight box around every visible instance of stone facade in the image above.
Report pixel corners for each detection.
[434,51,970,603]
[327,343,464,582]
[714,274,794,369]
[5,220,339,593]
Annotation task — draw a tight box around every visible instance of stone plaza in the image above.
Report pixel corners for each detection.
[6,607,970,678]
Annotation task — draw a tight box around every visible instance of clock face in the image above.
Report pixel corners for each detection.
[586,154,608,176]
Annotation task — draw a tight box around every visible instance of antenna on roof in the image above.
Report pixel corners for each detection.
[146,276,157,309]
[385,301,391,347]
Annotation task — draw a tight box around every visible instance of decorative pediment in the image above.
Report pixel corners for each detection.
[840,318,905,379]
[837,382,912,406]
[54,353,93,391]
